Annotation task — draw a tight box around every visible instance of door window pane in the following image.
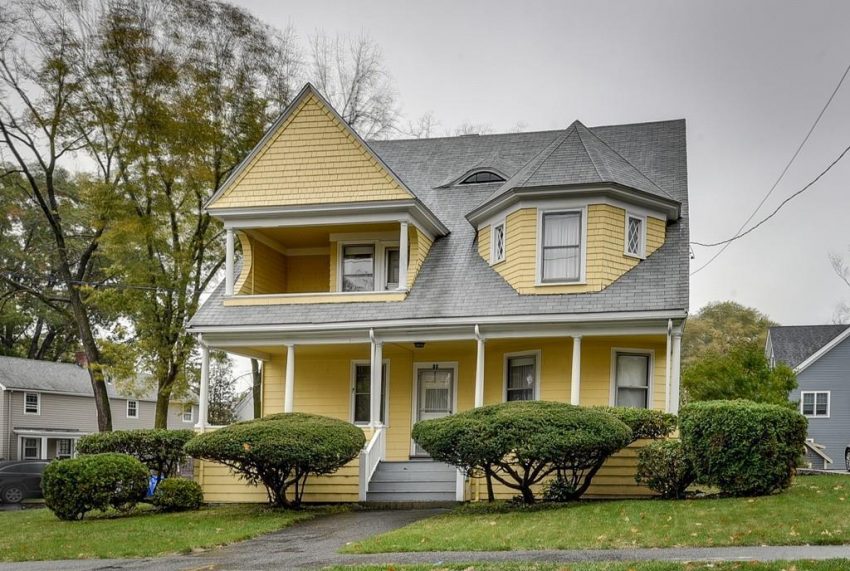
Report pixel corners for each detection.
[385,248,400,289]
[615,353,650,408]
[57,439,72,458]
[342,245,375,292]
[506,355,536,401]
[542,212,581,281]
[352,364,386,424]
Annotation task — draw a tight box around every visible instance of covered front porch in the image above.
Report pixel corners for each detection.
[194,317,684,503]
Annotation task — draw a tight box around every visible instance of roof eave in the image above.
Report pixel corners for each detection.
[793,326,850,375]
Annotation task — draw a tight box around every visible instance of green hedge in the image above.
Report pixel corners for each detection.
[77,429,195,479]
[151,478,204,511]
[184,413,364,508]
[42,453,148,520]
[413,401,633,504]
[680,399,807,496]
[636,439,694,499]
[594,407,678,441]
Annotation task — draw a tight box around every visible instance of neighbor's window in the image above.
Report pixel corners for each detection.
[491,222,506,264]
[182,404,194,423]
[626,214,645,257]
[801,391,829,417]
[24,392,39,415]
[385,248,400,290]
[506,354,537,401]
[342,245,375,292]
[352,363,387,424]
[22,438,40,460]
[460,171,505,184]
[56,439,72,459]
[614,352,650,408]
[126,399,139,419]
[541,212,582,282]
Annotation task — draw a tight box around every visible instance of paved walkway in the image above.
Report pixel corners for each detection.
[2,509,850,570]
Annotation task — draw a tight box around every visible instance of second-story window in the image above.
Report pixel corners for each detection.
[541,211,582,282]
[342,245,375,292]
[491,222,506,264]
[24,392,40,415]
[385,248,400,290]
[126,399,139,419]
[625,213,645,258]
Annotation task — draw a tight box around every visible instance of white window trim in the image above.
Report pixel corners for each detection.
[126,399,139,419]
[624,212,647,259]
[503,350,542,402]
[535,207,588,285]
[23,392,40,415]
[56,438,73,459]
[349,359,391,427]
[20,437,40,460]
[336,240,402,292]
[609,348,655,408]
[490,221,506,265]
[182,404,194,423]
[800,390,830,418]
[410,361,459,456]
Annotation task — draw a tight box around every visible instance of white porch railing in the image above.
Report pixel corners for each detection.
[358,427,386,501]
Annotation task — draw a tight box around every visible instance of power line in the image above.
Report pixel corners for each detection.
[690,58,850,276]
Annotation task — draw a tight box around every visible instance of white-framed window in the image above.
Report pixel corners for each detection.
[350,361,388,425]
[539,210,583,283]
[384,248,400,290]
[801,391,829,418]
[24,392,40,415]
[490,222,506,264]
[612,350,652,408]
[625,213,646,258]
[56,439,73,459]
[338,242,401,292]
[504,351,540,402]
[182,404,194,423]
[126,399,139,419]
[22,437,40,460]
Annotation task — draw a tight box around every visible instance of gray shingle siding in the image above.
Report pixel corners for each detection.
[789,333,850,470]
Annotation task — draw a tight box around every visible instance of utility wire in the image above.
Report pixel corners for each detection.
[690,59,850,276]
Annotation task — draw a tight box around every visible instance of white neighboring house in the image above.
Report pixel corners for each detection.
[0,355,199,461]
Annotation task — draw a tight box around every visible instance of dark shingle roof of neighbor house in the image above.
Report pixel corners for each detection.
[0,355,196,402]
[769,324,850,369]
[190,119,689,329]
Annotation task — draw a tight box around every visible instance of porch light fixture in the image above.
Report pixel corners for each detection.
[414,342,426,349]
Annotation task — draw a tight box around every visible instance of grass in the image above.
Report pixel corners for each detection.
[0,503,337,561]
[325,563,850,571]
[343,474,850,553]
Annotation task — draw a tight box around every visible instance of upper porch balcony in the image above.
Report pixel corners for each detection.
[222,220,434,305]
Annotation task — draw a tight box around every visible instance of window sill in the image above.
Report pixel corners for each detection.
[624,251,646,260]
[803,415,829,419]
[534,280,587,287]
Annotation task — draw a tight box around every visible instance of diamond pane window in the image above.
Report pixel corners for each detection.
[491,223,505,263]
[626,215,644,257]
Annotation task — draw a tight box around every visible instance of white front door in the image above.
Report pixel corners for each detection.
[412,365,455,456]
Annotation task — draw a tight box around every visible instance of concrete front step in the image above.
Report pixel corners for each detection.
[365,460,459,503]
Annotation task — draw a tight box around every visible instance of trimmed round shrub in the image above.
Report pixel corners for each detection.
[151,478,203,512]
[680,399,807,496]
[594,407,678,441]
[42,453,148,520]
[636,439,695,499]
[77,429,195,479]
[413,401,633,504]
[184,413,365,508]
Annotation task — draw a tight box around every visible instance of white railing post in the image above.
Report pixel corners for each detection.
[570,336,582,405]
[284,344,295,413]
[398,221,409,290]
[359,428,385,501]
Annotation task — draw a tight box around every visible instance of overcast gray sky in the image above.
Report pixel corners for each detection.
[234,0,850,326]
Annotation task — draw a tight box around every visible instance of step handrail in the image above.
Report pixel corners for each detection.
[358,427,386,501]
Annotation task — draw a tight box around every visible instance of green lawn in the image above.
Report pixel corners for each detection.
[344,474,850,553]
[0,504,332,561]
[326,563,850,571]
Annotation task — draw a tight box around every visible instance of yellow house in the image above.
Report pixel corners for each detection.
[188,83,689,503]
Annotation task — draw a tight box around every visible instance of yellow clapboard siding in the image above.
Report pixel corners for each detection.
[479,205,666,294]
[209,94,413,210]
[286,254,330,293]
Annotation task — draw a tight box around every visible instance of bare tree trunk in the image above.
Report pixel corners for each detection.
[251,358,262,419]
[154,365,180,429]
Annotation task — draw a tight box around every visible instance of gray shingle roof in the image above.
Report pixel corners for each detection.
[769,325,850,369]
[190,119,689,329]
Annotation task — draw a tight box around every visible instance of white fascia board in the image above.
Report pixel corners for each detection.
[794,327,850,374]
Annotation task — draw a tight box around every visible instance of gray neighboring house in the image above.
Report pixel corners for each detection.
[766,324,850,470]
[0,356,199,461]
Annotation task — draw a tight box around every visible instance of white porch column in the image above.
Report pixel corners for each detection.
[225,228,235,296]
[670,332,682,414]
[40,436,48,460]
[370,340,383,427]
[398,221,409,290]
[196,342,210,429]
[474,330,485,408]
[665,320,673,412]
[284,344,295,413]
[570,336,582,405]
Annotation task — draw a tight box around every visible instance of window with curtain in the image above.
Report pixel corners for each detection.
[541,212,581,282]
[352,363,387,424]
[615,353,650,408]
[801,391,829,417]
[506,355,537,401]
[385,248,400,290]
[626,214,644,257]
[342,245,375,292]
